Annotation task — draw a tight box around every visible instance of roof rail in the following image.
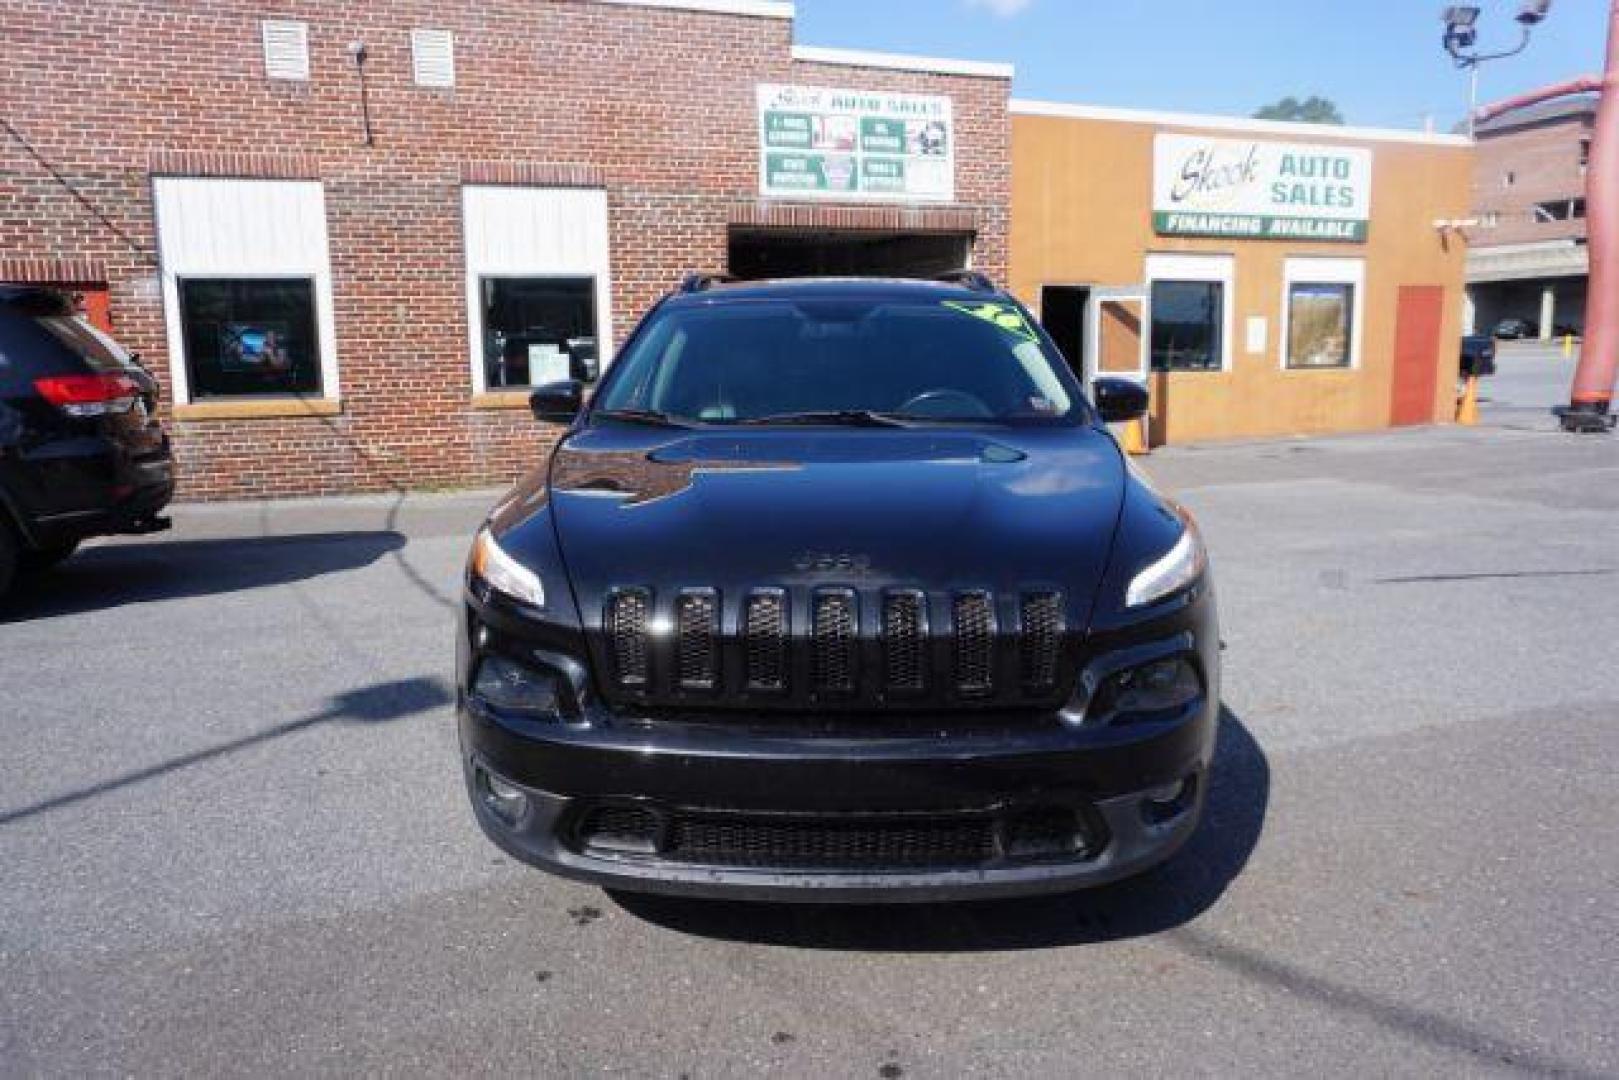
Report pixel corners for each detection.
[678,272,737,294]
[933,269,997,292]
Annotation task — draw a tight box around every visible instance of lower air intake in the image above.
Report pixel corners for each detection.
[664,812,998,869]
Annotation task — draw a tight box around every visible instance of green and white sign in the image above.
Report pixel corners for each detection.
[1153,134,1372,242]
[758,84,954,202]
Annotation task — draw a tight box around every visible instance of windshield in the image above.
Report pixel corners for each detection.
[596,296,1084,425]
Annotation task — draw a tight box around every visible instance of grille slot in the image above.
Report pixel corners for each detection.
[811,589,858,693]
[953,591,995,695]
[664,812,997,869]
[675,588,719,690]
[882,590,927,692]
[743,589,789,691]
[1019,592,1064,691]
[605,589,650,688]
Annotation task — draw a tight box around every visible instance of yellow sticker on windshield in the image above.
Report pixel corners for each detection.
[942,300,1039,344]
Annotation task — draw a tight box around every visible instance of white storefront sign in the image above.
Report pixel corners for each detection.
[1153,134,1372,242]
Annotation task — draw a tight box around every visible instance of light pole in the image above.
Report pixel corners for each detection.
[1443,3,1553,136]
[1466,1,1619,432]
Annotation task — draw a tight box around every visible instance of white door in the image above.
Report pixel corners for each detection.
[1082,286,1150,387]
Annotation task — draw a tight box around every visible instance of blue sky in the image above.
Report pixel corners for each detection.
[795,0,1611,131]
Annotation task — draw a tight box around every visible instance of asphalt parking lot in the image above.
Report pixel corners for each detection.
[3,350,1616,1077]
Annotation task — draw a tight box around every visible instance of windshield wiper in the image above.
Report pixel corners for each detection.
[593,408,698,429]
[737,409,913,428]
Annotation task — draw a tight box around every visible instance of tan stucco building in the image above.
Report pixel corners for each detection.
[1009,101,1475,444]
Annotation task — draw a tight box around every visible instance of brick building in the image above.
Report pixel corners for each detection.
[1,0,1011,499]
[1466,96,1596,338]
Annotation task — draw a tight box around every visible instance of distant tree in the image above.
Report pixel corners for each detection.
[1253,96,1346,125]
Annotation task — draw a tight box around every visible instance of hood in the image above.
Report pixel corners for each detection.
[547,424,1125,627]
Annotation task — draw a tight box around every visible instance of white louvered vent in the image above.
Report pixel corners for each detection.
[411,28,455,88]
[261,20,310,81]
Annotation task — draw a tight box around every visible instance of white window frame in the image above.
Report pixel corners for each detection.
[152,177,340,405]
[1279,256,1366,372]
[461,186,613,396]
[1144,253,1235,374]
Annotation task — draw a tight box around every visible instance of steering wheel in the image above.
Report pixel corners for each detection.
[896,388,993,419]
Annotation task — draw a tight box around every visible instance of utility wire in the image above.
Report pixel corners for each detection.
[2,116,159,266]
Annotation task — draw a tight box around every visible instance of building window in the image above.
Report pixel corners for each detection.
[261,20,310,81]
[1281,257,1364,371]
[153,177,338,405]
[1286,283,1354,369]
[479,277,598,388]
[1150,281,1225,372]
[411,28,455,87]
[462,185,613,396]
[178,279,322,398]
[1534,198,1586,222]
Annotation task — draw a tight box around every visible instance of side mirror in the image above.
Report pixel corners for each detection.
[1092,377,1149,423]
[529,380,583,424]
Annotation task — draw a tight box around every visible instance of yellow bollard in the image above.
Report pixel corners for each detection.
[1456,374,1480,426]
[1564,333,1575,359]
[1121,415,1150,455]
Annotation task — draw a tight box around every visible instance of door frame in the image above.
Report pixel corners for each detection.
[1083,285,1150,385]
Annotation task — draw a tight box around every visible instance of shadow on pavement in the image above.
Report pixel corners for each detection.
[1,531,407,621]
[0,676,451,827]
[610,705,1267,951]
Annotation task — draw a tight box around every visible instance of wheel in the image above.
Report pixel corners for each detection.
[19,540,79,573]
[0,524,16,599]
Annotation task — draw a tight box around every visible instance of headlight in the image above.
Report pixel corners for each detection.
[470,527,546,608]
[1125,517,1207,608]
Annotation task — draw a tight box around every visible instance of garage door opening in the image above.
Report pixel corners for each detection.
[727,228,972,281]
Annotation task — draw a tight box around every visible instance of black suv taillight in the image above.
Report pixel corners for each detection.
[33,373,141,417]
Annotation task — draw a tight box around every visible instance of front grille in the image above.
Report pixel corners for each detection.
[882,590,927,692]
[743,589,788,691]
[953,591,995,695]
[606,589,650,687]
[811,589,858,693]
[664,812,998,869]
[1020,592,1063,691]
[596,584,1071,707]
[675,588,719,690]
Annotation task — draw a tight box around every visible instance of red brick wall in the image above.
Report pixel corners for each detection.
[1472,113,1593,248]
[0,0,1010,500]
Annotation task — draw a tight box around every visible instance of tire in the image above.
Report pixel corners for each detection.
[19,540,79,574]
[0,524,16,600]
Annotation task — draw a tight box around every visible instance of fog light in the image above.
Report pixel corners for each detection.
[1141,775,1196,826]
[473,655,562,718]
[1094,655,1200,721]
[476,766,529,826]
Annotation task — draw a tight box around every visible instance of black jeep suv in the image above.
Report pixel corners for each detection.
[457,275,1219,901]
[0,286,172,597]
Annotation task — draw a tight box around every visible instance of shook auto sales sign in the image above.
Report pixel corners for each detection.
[758,84,954,202]
[1153,134,1372,242]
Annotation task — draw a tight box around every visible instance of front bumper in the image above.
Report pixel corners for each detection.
[464,747,1206,902]
[457,582,1219,902]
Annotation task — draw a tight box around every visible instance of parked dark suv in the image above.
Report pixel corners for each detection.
[457,275,1219,901]
[0,286,173,597]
